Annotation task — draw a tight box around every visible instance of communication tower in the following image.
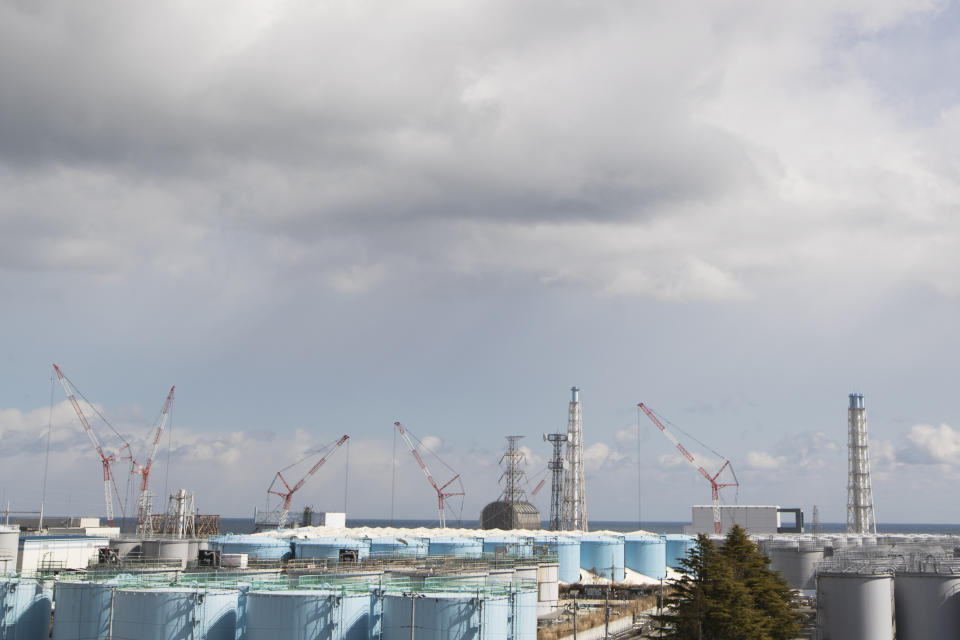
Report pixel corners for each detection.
[847,393,877,535]
[561,387,587,531]
[500,436,528,503]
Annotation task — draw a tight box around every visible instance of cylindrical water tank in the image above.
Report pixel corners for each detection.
[109,538,142,559]
[894,572,960,640]
[52,581,116,640]
[579,535,624,582]
[531,536,580,584]
[816,572,894,640]
[0,577,51,639]
[381,592,509,640]
[111,587,239,640]
[209,535,293,561]
[142,539,191,568]
[487,569,514,585]
[0,528,18,574]
[664,534,694,569]
[624,534,666,580]
[244,589,371,640]
[483,535,533,557]
[536,563,559,618]
[511,587,538,640]
[369,536,428,558]
[293,538,371,562]
[427,536,483,558]
[767,541,824,591]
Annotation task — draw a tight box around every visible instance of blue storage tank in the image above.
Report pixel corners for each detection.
[483,535,533,557]
[369,536,428,558]
[209,535,293,561]
[110,587,239,640]
[52,581,117,640]
[381,592,510,640]
[244,589,370,640]
[624,534,667,580]
[293,537,371,562]
[0,577,51,640]
[427,536,483,558]
[531,535,580,584]
[665,534,695,569]
[579,535,625,582]
[510,588,538,640]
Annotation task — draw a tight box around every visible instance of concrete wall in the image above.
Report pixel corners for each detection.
[685,505,780,535]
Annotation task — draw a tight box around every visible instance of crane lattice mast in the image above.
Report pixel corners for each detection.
[394,422,464,528]
[638,402,738,535]
[132,385,175,535]
[266,435,350,528]
[53,364,129,527]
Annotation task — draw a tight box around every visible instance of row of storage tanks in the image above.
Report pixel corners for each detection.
[206,531,697,583]
[2,575,539,640]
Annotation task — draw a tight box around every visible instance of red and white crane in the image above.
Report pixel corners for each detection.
[638,402,738,535]
[131,385,175,535]
[394,421,464,528]
[262,435,350,528]
[53,364,131,527]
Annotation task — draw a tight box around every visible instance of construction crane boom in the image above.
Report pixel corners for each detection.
[266,435,349,528]
[132,385,175,535]
[638,402,738,535]
[394,421,464,528]
[53,364,126,526]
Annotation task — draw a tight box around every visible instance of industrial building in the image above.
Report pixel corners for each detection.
[684,505,804,535]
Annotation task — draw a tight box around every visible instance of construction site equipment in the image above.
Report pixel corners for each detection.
[53,364,132,527]
[393,422,464,528]
[638,402,738,535]
[131,385,175,536]
[256,435,349,529]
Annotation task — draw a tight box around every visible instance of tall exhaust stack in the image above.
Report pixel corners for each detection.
[847,393,877,534]
[562,387,587,531]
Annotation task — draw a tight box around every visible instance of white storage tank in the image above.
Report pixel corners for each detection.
[244,589,371,640]
[483,534,533,557]
[816,572,894,640]
[52,581,116,640]
[0,527,19,574]
[0,576,52,640]
[511,587,538,640]
[535,562,558,618]
[380,592,511,640]
[109,538,142,559]
[894,571,960,640]
[111,587,240,640]
[142,539,191,568]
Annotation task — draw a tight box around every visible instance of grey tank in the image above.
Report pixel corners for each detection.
[894,572,960,640]
[817,572,894,640]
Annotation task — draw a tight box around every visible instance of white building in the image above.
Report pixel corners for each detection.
[17,535,109,573]
[684,505,803,535]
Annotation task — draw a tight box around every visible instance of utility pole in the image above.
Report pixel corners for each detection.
[604,585,610,639]
[573,595,578,640]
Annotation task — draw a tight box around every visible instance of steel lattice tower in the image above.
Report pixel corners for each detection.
[499,436,528,503]
[561,387,587,531]
[545,432,567,530]
[847,393,877,534]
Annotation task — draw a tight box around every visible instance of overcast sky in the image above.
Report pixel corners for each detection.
[2,0,960,526]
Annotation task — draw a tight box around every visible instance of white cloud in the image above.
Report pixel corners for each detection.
[900,423,960,465]
[745,451,787,470]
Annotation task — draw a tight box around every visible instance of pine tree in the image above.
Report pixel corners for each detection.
[654,529,802,640]
[719,525,803,640]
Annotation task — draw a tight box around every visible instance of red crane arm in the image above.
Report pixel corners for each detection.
[395,422,443,494]
[136,385,175,493]
[268,435,350,510]
[53,364,114,466]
